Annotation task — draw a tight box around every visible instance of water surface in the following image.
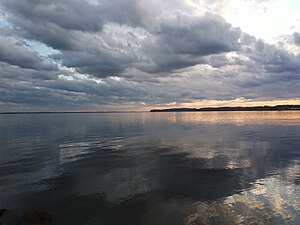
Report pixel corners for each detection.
[0,111,299,224]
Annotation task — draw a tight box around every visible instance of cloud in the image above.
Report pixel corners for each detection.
[58,13,242,76]
[0,0,299,111]
[242,38,300,74]
[52,24,142,77]
[155,14,241,55]
[2,0,242,76]
[1,0,160,34]
[1,0,156,47]
[1,0,104,32]
[0,31,57,70]
[293,32,300,45]
[139,13,241,73]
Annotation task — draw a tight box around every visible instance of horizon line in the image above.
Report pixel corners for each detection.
[1,104,300,115]
[0,110,148,115]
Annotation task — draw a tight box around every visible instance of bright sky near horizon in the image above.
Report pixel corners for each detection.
[0,0,299,111]
[221,0,300,43]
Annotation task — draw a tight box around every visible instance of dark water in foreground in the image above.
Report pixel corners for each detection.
[0,111,299,225]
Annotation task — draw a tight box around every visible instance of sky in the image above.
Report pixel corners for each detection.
[0,0,299,112]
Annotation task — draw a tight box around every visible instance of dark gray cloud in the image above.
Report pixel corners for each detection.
[139,14,241,73]
[52,27,141,77]
[153,14,240,56]
[2,0,242,76]
[1,0,104,32]
[0,74,150,110]
[0,0,299,111]
[1,0,143,51]
[239,38,300,74]
[0,62,58,80]
[1,0,155,40]
[13,20,83,51]
[59,13,242,76]
[0,31,57,70]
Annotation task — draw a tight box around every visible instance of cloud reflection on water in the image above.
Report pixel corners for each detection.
[0,112,299,224]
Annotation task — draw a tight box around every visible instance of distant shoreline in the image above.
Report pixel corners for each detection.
[150,105,300,112]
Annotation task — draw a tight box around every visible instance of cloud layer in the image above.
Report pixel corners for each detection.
[0,0,299,111]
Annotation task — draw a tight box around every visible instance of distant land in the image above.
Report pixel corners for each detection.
[150,105,300,112]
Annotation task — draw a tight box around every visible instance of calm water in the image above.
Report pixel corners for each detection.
[0,111,299,225]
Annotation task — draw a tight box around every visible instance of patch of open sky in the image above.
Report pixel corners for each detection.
[222,0,300,44]
[0,19,10,28]
[24,40,60,57]
[0,7,10,28]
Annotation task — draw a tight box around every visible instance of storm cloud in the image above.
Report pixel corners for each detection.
[139,14,241,73]
[0,32,57,71]
[0,0,299,111]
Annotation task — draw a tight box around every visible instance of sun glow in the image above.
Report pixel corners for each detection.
[145,98,300,111]
[220,0,300,43]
